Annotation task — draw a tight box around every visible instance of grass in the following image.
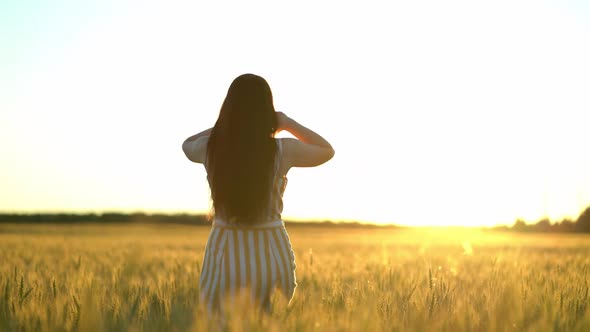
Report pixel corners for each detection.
[0,223,589,331]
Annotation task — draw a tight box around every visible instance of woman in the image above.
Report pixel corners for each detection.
[182,73,334,314]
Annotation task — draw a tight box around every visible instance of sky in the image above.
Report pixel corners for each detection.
[1,0,589,227]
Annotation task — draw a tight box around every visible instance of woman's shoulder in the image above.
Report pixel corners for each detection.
[275,137,287,148]
[274,137,334,168]
[274,138,291,174]
[275,137,297,149]
[275,137,299,158]
[183,136,209,164]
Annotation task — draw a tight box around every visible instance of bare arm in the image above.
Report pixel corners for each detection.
[276,112,334,168]
[182,128,213,163]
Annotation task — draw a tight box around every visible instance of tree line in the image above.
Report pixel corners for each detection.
[0,213,210,225]
[490,206,590,233]
[0,213,386,228]
[1,207,590,232]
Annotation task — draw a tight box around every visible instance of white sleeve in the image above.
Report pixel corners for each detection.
[184,136,209,163]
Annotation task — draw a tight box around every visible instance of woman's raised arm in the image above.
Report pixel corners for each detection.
[182,128,213,163]
[276,112,334,168]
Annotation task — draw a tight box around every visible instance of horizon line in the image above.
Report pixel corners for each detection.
[0,209,564,229]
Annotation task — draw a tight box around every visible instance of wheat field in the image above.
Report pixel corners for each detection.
[1,222,589,331]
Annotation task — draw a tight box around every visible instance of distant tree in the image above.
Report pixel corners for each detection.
[493,225,510,232]
[533,218,552,232]
[513,219,527,232]
[576,207,590,232]
[555,218,575,232]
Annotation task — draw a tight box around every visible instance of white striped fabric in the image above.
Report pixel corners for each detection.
[198,219,297,313]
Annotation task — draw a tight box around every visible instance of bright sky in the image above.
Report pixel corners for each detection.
[1,0,589,227]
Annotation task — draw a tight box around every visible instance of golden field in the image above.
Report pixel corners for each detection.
[1,223,589,331]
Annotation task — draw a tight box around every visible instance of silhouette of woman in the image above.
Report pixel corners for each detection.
[182,73,334,313]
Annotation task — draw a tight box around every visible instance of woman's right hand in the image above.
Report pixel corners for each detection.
[273,112,334,168]
[276,112,291,133]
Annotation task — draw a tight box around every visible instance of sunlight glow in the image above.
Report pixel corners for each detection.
[1,0,589,226]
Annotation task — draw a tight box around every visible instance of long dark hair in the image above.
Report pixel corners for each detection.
[206,74,277,224]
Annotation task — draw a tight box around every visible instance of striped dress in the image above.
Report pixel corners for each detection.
[198,140,297,312]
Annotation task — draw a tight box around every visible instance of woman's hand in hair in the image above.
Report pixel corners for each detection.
[274,112,335,168]
[275,112,291,133]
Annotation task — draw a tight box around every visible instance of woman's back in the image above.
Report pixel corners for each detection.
[202,139,289,224]
[182,74,334,314]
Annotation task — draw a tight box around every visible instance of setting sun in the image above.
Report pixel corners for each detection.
[2,2,590,331]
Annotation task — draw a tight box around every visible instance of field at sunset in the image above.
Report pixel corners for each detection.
[1,222,589,331]
[3,1,590,331]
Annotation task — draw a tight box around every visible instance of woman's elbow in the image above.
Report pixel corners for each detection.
[182,142,193,161]
[320,147,335,164]
[327,147,335,161]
